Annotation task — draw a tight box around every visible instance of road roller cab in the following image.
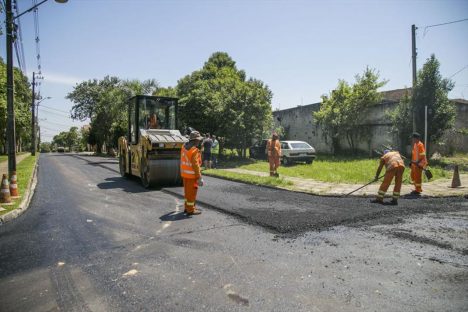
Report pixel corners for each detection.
[118,95,187,187]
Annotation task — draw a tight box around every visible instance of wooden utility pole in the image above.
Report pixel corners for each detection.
[411,24,417,133]
[31,72,36,156]
[6,0,16,177]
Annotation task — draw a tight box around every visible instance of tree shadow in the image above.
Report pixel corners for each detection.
[159,211,190,221]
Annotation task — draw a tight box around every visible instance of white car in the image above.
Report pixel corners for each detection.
[280,141,316,165]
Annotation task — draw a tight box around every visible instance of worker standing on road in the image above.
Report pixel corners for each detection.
[265,133,282,177]
[211,134,219,169]
[180,131,204,215]
[371,149,405,205]
[202,133,213,169]
[410,132,428,196]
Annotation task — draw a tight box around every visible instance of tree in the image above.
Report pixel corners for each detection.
[391,55,455,154]
[0,58,32,153]
[177,52,272,157]
[389,91,413,152]
[67,76,158,153]
[314,68,386,154]
[65,126,80,151]
[412,54,455,153]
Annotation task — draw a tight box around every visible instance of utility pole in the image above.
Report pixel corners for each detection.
[6,0,16,177]
[411,24,417,133]
[31,72,37,156]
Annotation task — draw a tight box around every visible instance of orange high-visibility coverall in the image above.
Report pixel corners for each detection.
[180,144,202,213]
[266,139,281,175]
[411,141,428,193]
[377,152,405,200]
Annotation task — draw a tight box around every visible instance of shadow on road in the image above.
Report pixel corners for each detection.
[160,211,190,221]
[97,177,156,193]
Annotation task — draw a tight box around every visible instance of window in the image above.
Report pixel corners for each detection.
[290,142,312,149]
[281,142,289,149]
[138,97,176,130]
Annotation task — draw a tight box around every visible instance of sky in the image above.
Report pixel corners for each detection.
[1,0,467,142]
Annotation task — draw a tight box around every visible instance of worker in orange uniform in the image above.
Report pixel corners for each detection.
[180,131,204,215]
[265,133,282,177]
[410,132,428,195]
[371,149,405,205]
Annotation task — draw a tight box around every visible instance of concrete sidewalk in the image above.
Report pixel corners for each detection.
[221,168,467,197]
[0,153,30,177]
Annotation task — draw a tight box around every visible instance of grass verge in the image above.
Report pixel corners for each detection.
[0,155,37,215]
[219,155,452,184]
[204,169,293,188]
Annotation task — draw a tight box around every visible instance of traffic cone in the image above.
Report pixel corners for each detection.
[10,171,20,199]
[1,174,13,205]
[450,165,461,188]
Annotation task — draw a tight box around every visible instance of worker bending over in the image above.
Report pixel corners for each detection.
[180,131,204,215]
[266,133,282,177]
[371,149,405,205]
[410,132,428,195]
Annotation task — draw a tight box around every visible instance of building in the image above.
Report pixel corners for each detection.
[273,89,468,155]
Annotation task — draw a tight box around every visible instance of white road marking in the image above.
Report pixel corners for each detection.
[123,269,138,277]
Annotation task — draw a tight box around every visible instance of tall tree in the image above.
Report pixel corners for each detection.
[391,55,455,154]
[177,52,272,156]
[314,68,386,154]
[412,54,455,153]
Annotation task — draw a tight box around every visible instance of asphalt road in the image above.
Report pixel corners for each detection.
[0,153,467,312]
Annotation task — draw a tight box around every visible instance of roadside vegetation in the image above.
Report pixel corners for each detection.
[215,154,453,184]
[0,155,37,215]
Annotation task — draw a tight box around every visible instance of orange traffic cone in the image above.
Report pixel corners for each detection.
[10,171,20,198]
[1,174,13,205]
[450,165,461,188]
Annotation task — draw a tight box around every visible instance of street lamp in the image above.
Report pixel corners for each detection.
[5,0,67,176]
[32,96,52,156]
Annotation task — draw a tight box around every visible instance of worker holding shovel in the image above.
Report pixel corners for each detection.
[371,149,405,205]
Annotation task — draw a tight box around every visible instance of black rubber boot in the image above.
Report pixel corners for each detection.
[370,198,384,204]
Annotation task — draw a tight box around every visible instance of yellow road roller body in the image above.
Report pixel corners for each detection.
[118,95,187,187]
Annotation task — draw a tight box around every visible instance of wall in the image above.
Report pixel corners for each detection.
[273,97,468,155]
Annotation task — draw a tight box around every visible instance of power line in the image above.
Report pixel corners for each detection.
[41,119,73,127]
[449,65,468,79]
[40,104,70,114]
[40,107,72,118]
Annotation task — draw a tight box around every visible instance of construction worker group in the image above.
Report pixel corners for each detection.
[371,132,429,205]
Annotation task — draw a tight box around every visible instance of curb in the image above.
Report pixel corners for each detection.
[0,160,39,224]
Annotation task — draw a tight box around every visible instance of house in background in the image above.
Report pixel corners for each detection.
[273,88,468,155]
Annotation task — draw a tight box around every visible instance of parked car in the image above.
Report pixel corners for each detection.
[280,141,316,165]
[249,139,268,160]
[57,146,65,153]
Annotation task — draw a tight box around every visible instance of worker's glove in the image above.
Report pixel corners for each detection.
[198,178,204,187]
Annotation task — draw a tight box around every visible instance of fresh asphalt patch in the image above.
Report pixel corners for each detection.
[69,154,468,235]
[163,176,468,235]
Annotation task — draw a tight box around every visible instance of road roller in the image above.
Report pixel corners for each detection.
[118,95,187,187]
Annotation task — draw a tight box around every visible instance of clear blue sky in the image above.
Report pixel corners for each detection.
[2,0,467,141]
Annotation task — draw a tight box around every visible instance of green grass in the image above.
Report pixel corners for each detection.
[221,155,451,184]
[0,155,37,215]
[204,169,293,188]
[431,153,468,171]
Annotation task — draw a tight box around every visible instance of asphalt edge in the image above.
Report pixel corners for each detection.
[203,171,467,199]
[0,158,39,225]
[161,188,281,234]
